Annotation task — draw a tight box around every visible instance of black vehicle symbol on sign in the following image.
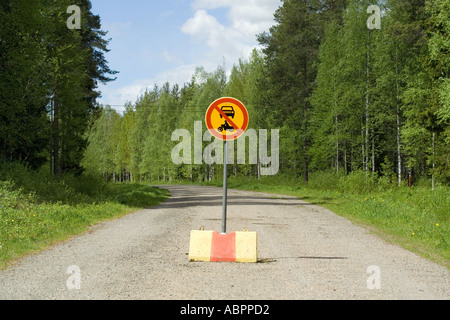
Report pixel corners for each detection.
[220,106,235,119]
[218,121,234,133]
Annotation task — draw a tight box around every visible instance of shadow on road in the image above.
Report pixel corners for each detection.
[258,256,349,263]
[153,194,316,209]
[150,185,317,209]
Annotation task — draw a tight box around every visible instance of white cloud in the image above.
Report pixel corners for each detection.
[181,10,227,46]
[181,9,248,63]
[191,0,279,40]
[229,2,279,40]
[182,0,279,68]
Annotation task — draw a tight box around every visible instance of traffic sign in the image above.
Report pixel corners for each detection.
[205,97,249,141]
[187,97,257,260]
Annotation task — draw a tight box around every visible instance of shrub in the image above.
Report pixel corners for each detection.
[308,170,340,190]
[338,170,379,194]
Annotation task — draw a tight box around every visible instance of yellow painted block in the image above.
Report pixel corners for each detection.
[189,230,213,262]
[235,231,257,263]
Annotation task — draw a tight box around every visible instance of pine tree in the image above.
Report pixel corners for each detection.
[258,0,326,181]
[425,0,450,184]
[0,0,50,168]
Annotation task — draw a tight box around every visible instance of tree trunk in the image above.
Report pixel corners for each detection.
[361,115,365,171]
[365,29,371,176]
[372,135,375,172]
[257,157,261,180]
[303,58,309,183]
[334,81,339,176]
[396,43,402,187]
[50,98,54,176]
[344,143,348,175]
[432,131,435,191]
[53,77,60,176]
[336,115,339,175]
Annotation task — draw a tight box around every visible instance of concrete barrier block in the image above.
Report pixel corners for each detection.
[188,230,257,263]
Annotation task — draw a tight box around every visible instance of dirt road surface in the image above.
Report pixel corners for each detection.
[0,185,448,300]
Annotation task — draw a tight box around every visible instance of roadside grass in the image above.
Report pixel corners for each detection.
[201,172,449,268]
[0,163,170,268]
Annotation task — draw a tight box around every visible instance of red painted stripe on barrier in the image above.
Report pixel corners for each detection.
[210,232,236,262]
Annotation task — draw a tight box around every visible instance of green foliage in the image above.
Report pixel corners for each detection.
[0,162,169,267]
[0,0,116,175]
[112,184,169,208]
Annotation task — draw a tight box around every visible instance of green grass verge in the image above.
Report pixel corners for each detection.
[200,173,449,269]
[0,163,170,269]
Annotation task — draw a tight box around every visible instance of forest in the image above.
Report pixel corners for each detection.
[0,0,117,175]
[82,0,449,189]
[1,0,449,189]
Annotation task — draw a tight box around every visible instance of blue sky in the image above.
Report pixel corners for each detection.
[90,0,281,111]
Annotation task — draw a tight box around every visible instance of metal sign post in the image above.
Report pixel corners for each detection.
[222,140,228,234]
[205,97,249,235]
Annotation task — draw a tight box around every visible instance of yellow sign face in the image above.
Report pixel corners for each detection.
[205,97,249,141]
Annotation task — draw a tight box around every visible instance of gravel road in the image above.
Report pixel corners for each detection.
[0,185,448,300]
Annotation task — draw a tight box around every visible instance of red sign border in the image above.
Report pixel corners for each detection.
[205,97,249,141]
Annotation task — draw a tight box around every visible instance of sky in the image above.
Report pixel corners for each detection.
[90,0,281,112]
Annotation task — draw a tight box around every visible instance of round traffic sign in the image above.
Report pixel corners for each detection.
[205,97,249,141]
